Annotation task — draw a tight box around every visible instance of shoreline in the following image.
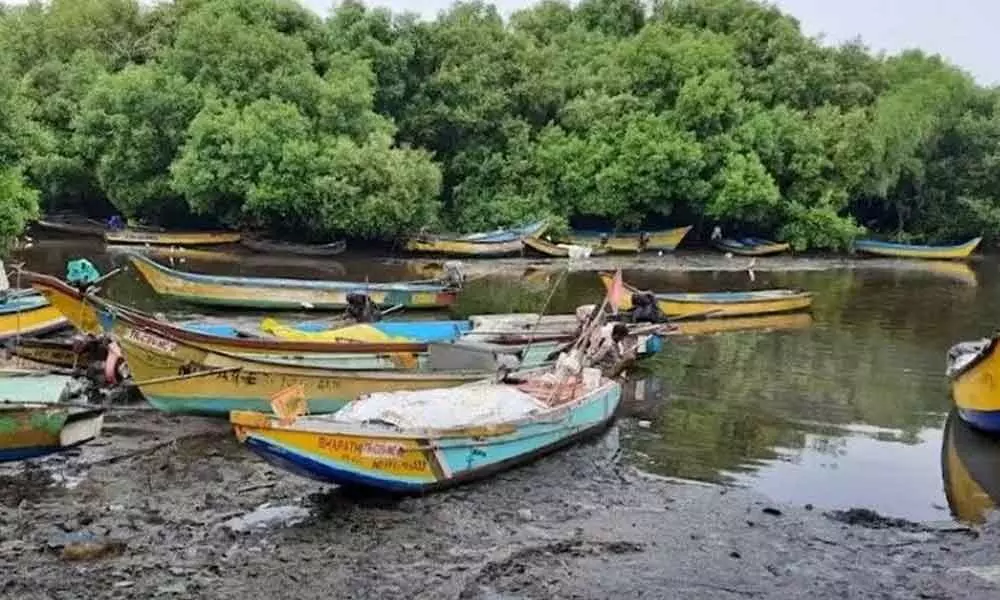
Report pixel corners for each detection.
[2,411,998,599]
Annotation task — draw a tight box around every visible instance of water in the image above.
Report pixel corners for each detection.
[12,238,1000,522]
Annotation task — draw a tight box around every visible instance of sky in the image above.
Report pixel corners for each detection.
[302,0,1000,84]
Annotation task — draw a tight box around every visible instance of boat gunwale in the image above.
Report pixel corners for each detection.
[231,379,619,439]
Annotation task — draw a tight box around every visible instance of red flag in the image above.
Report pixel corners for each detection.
[608,269,624,314]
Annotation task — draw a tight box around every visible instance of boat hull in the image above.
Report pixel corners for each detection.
[523,237,608,258]
[128,254,457,310]
[571,226,691,253]
[114,320,486,416]
[104,230,242,246]
[950,337,1000,433]
[0,293,70,340]
[599,273,812,318]
[854,237,981,260]
[231,380,621,492]
[404,237,524,257]
[713,239,790,257]
[242,238,346,257]
[11,338,82,369]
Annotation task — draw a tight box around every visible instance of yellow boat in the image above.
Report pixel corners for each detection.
[104,230,241,246]
[712,238,791,257]
[941,408,1000,525]
[127,253,458,310]
[523,236,608,258]
[571,226,691,253]
[948,336,1000,434]
[114,319,489,416]
[404,237,525,257]
[599,273,813,318]
[853,237,982,260]
[24,272,105,335]
[0,292,69,340]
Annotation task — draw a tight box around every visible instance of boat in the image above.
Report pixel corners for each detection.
[0,292,70,340]
[104,230,242,246]
[127,253,459,310]
[242,238,347,257]
[599,273,813,318]
[947,336,1000,433]
[230,365,621,492]
[10,338,82,369]
[114,318,499,416]
[523,236,608,258]
[853,237,982,260]
[403,236,526,257]
[452,220,548,243]
[673,312,812,336]
[941,408,1000,525]
[570,226,691,253]
[0,370,104,462]
[713,237,790,257]
[33,218,107,237]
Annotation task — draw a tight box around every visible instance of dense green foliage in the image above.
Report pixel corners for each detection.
[0,0,997,249]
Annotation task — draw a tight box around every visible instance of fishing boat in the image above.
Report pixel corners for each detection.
[853,237,982,260]
[523,236,608,258]
[599,273,813,318]
[403,236,526,257]
[33,217,107,237]
[0,370,104,462]
[10,338,82,369]
[713,237,790,257]
[241,238,347,257]
[114,318,498,416]
[127,253,459,310]
[104,230,242,246]
[230,365,621,492]
[947,336,1000,433]
[941,408,1000,525]
[452,220,548,243]
[570,226,691,253]
[673,313,812,336]
[0,291,69,340]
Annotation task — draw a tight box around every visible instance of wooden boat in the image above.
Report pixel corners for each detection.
[523,236,608,258]
[0,292,70,340]
[10,338,81,369]
[104,230,242,246]
[451,219,548,243]
[114,319,493,416]
[0,370,104,462]
[941,408,1000,524]
[853,237,982,260]
[34,218,106,237]
[127,253,458,310]
[599,273,813,318]
[570,226,691,253]
[230,368,621,492]
[242,238,347,257]
[948,336,1000,433]
[713,237,790,257]
[403,236,525,257]
[674,313,812,336]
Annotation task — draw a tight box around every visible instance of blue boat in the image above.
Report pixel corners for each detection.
[455,219,548,243]
[231,371,622,492]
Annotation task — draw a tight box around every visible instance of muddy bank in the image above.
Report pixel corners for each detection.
[2,412,998,599]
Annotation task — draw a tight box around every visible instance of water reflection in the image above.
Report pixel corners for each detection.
[941,408,1000,525]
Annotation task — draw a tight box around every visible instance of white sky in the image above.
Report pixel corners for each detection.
[305,0,1000,84]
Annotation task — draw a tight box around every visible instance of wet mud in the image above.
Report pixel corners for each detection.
[2,412,999,599]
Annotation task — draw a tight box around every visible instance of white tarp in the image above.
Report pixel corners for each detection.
[331,383,545,430]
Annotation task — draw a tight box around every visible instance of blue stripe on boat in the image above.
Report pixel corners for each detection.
[958,408,1000,434]
[0,294,49,315]
[0,446,65,462]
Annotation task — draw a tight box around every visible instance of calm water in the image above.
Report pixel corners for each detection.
[14,239,1000,522]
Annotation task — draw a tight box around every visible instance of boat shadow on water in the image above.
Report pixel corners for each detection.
[941,407,1000,525]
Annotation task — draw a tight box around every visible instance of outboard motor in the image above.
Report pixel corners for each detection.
[443,260,465,288]
[345,292,381,323]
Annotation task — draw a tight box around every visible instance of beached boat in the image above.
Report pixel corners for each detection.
[599,273,813,318]
[0,292,69,340]
[853,237,982,260]
[242,238,347,257]
[713,238,790,257]
[403,236,525,257]
[127,253,459,310]
[451,220,548,243]
[570,226,691,253]
[230,367,621,492]
[947,336,1000,433]
[0,370,104,462]
[33,218,107,237]
[10,338,81,369]
[104,230,242,246]
[941,408,1000,525]
[114,318,497,416]
[523,236,608,258]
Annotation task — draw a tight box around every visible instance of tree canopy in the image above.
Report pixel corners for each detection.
[0,0,996,250]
